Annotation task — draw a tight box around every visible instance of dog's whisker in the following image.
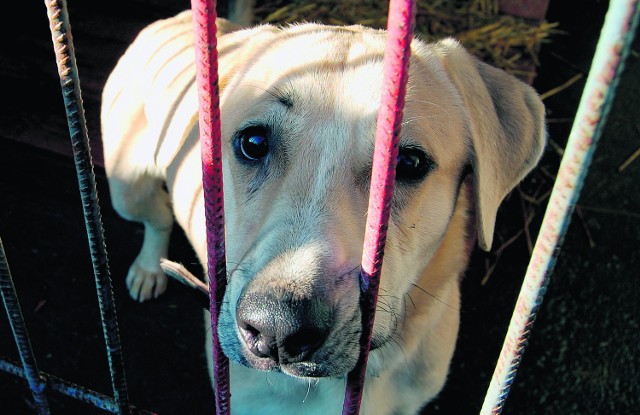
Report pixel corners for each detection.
[401,115,441,127]
[302,379,313,403]
[389,335,405,356]
[375,298,402,336]
[375,301,392,314]
[404,98,445,110]
[398,297,408,334]
[336,264,360,281]
[379,292,402,302]
[264,372,275,390]
[410,283,460,311]
[405,292,417,310]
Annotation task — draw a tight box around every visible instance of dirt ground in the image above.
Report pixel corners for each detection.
[1,1,638,414]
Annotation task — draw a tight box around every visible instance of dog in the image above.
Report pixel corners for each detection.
[101,9,545,415]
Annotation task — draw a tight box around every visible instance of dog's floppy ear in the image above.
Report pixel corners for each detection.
[434,38,546,251]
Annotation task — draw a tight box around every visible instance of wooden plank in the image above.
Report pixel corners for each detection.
[500,0,550,21]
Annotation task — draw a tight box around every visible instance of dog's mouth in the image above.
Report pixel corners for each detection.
[234,326,393,379]
[217,249,400,379]
[222,294,397,379]
[228,293,360,378]
[243,354,338,378]
[231,333,360,378]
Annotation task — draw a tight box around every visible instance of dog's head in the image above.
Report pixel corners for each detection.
[211,23,545,378]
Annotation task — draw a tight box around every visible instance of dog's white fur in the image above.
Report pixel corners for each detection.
[101,10,545,414]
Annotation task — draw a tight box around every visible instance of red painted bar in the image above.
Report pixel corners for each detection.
[342,1,416,414]
[189,1,231,414]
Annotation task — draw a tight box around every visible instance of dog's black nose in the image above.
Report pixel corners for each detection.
[236,292,332,363]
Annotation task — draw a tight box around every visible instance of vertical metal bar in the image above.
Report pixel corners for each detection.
[189,0,231,413]
[480,1,640,414]
[0,238,51,414]
[43,1,131,414]
[342,1,416,414]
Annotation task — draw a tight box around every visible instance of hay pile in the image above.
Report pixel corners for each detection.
[254,0,558,82]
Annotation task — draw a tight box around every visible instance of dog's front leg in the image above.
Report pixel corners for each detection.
[108,172,173,302]
[128,219,171,302]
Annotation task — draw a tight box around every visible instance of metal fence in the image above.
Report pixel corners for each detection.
[1,0,638,414]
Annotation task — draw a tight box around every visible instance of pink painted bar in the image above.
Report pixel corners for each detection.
[341,1,416,414]
[189,0,231,413]
[481,1,640,414]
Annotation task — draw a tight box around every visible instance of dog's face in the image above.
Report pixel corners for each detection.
[213,24,545,378]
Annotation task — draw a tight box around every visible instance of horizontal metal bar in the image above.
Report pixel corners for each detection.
[0,357,156,415]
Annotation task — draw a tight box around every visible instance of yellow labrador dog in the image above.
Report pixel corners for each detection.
[101,10,545,415]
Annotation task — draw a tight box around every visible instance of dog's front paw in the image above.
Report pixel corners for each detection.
[126,259,168,302]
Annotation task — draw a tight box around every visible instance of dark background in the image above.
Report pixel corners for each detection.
[1,1,638,414]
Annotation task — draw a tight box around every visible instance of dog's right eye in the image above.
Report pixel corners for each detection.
[235,126,270,162]
[395,146,435,183]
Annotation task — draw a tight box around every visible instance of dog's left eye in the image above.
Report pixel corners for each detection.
[235,126,270,161]
[396,147,435,183]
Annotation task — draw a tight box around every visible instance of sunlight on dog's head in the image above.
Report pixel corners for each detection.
[216,24,476,378]
[102,9,545,412]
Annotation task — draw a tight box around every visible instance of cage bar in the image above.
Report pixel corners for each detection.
[0,357,157,415]
[44,1,131,414]
[0,239,51,414]
[480,1,640,413]
[342,1,416,414]
[0,1,632,414]
[189,1,231,414]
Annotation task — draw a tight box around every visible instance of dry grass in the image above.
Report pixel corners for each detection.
[253,0,559,81]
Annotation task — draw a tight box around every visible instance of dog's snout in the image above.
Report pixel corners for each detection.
[236,292,332,363]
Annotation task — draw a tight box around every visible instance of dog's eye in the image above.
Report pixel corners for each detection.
[235,126,270,162]
[395,147,434,182]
